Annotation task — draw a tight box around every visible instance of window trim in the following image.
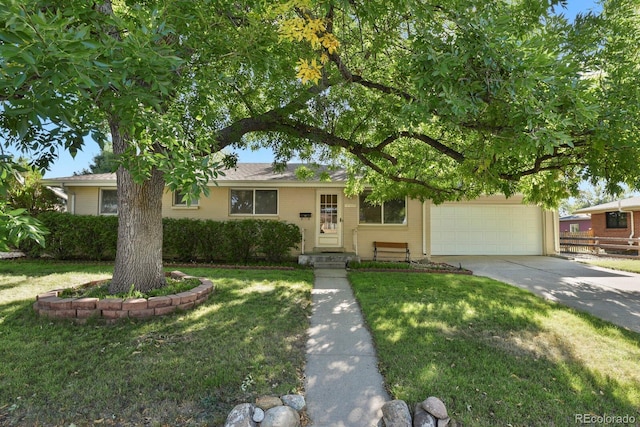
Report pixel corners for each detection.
[229,188,279,216]
[605,211,628,229]
[172,190,199,209]
[358,191,407,225]
[99,188,118,216]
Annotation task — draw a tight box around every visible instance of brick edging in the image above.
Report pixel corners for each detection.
[33,271,214,322]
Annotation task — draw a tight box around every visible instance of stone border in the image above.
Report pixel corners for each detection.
[33,271,214,321]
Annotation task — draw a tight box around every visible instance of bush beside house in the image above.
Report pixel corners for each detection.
[20,212,301,263]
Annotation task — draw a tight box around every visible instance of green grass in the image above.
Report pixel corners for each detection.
[578,258,640,274]
[349,271,640,426]
[0,260,313,426]
[349,261,412,270]
[59,277,203,299]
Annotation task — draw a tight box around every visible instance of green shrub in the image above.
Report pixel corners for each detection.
[221,219,261,263]
[21,213,301,263]
[163,218,203,262]
[19,212,118,260]
[196,220,226,262]
[258,220,301,262]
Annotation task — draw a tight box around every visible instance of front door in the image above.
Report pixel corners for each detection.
[316,191,342,249]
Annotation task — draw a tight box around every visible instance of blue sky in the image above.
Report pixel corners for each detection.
[9,0,599,178]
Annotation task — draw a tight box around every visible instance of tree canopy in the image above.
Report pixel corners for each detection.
[1,0,640,290]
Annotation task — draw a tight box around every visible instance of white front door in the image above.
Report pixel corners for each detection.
[316,191,342,248]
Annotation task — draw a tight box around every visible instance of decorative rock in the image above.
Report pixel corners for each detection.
[256,395,284,411]
[224,403,257,427]
[381,400,412,427]
[414,403,437,427]
[421,397,448,420]
[261,405,301,427]
[281,394,306,411]
[437,417,451,427]
[252,407,265,423]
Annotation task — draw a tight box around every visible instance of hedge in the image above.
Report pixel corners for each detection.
[20,212,301,263]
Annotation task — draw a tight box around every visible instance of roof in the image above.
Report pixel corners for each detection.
[42,163,348,187]
[573,196,640,214]
[559,214,591,221]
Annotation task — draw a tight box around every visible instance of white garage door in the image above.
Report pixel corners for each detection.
[431,205,543,255]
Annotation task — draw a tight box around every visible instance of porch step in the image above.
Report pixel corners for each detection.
[298,252,360,267]
[314,261,348,269]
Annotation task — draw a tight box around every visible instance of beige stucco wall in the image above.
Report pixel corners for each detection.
[352,198,425,260]
[64,185,558,258]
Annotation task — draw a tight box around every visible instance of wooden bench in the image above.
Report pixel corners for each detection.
[373,241,410,262]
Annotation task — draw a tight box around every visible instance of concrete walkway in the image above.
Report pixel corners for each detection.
[433,255,640,334]
[305,268,390,427]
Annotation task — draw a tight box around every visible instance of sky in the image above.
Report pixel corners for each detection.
[4,0,601,178]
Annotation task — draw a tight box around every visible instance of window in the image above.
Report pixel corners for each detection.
[606,211,628,229]
[230,189,277,215]
[173,190,199,207]
[358,191,406,224]
[569,223,580,233]
[99,189,118,215]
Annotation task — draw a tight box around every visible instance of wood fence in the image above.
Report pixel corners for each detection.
[559,231,640,258]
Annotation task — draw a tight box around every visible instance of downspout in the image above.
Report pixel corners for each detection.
[422,201,427,257]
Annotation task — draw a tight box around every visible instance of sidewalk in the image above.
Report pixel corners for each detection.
[305,268,390,427]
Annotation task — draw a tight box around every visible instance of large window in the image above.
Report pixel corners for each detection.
[99,189,118,215]
[173,190,199,207]
[359,191,406,224]
[606,211,628,229]
[230,189,278,215]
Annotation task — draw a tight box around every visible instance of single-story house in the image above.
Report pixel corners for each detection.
[559,214,592,233]
[573,197,640,239]
[43,163,559,259]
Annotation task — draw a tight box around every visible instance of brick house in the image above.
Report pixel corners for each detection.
[573,197,640,239]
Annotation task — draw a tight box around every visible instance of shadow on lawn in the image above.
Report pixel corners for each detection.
[350,272,640,426]
[0,267,312,427]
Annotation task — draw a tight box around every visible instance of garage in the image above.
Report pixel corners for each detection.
[430,204,543,255]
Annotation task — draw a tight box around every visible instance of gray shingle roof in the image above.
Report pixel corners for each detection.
[573,196,640,213]
[43,163,347,185]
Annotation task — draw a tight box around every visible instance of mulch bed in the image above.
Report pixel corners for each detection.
[350,261,473,275]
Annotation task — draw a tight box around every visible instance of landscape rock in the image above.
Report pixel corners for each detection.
[261,405,301,427]
[414,403,437,427]
[381,400,412,427]
[224,403,257,427]
[437,417,451,427]
[256,395,284,411]
[421,397,448,419]
[281,394,306,411]
[252,407,265,423]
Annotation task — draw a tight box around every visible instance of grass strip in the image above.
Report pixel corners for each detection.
[349,271,640,426]
[577,258,640,274]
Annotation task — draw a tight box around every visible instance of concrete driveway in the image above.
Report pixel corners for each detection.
[432,256,640,334]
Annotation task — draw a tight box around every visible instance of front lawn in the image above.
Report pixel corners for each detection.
[577,257,640,274]
[0,260,313,426]
[349,271,640,426]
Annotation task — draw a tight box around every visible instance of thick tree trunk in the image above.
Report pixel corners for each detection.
[109,120,166,294]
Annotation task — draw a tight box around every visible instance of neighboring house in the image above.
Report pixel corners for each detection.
[559,214,592,233]
[573,197,640,239]
[43,163,558,259]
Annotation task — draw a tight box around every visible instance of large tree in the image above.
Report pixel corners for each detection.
[2,0,639,292]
